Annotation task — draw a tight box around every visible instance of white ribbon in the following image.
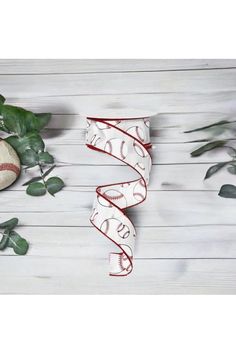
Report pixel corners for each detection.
[86,117,152,276]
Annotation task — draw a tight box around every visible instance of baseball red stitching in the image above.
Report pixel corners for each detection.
[0,163,20,175]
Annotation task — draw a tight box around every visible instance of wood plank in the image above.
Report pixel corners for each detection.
[9,163,235,192]
[39,112,235,144]
[5,91,236,116]
[0,59,235,74]
[45,112,229,129]
[2,69,236,99]
[44,143,231,165]
[2,225,236,258]
[0,257,235,294]
[1,190,236,227]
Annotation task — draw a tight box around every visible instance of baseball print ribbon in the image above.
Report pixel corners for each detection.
[86,117,152,276]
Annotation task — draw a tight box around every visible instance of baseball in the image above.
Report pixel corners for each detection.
[90,208,99,223]
[144,118,150,128]
[119,244,133,272]
[134,162,146,176]
[86,119,91,128]
[133,141,147,158]
[97,194,112,208]
[95,121,110,130]
[104,138,128,160]
[126,126,145,142]
[100,218,130,239]
[90,134,101,147]
[103,188,127,208]
[0,139,21,190]
[133,179,146,202]
[100,218,119,235]
[117,223,130,239]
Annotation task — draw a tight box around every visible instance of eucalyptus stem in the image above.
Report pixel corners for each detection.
[38,163,46,187]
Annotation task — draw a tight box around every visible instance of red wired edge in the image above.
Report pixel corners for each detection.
[86,116,152,276]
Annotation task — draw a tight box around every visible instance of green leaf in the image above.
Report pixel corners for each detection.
[0,105,28,136]
[218,184,236,198]
[21,149,38,167]
[5,132,44,156]
[0,230,10,250]
[204,162,228,180]
[34,113,51,130]
[5,135,23,153]
[46,177,64,196]
[0,104,43,135]
[0,94,5,105]
[184,120,231,133]
[0,218,18,230]
[8,230,29,255]
[22,176,43,186]
[27,133,44,153]
[0,235,9,250]
[42,165,56,178]
[26,182,46,196]
[0,120,9,132]
[39,151,54,164]
[191,140,226,157]
[227,147,236,158]
[227,165,236,175]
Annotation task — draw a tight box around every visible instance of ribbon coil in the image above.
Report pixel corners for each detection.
[86,117,152,276]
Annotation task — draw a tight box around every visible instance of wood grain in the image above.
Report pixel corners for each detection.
[2,69,236,99]
[44,143,231,165]
[2,225,236,258]
[5,91,236,117]
[0,257,235,294]
[40,112,236,144]
[0,59,235,74]
[1,190,236,227]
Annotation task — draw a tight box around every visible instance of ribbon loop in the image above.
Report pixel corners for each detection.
[86,117,152,276]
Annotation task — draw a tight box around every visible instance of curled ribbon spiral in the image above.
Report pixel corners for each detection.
[86,117,152,276]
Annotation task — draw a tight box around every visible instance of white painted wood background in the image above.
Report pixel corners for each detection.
[1,59,236,294]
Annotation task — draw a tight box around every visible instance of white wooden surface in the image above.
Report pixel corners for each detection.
[1,59,236,294]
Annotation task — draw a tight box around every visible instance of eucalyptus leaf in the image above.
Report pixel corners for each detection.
[22,176,43,186]
[0,218,18,230]
[0,94,5,105]
[8,231,29,255]
[25,132,45,152]
[39,151,54,164]
[5,132,44,156]
[21,149,38,167]
[0,232,9,250]
[46,177,64,196]
[0,235,9,250]
[0,120,9,132]
[227,165,236,175]
[227,147,236,158]
[0,105,29,136]
[204,162,228,180]
[42,165,56,178]
[191,140,226,157]
[218,184,236,198]
[0,228,11,251]
[34,113,51,130]
[0,104,42,134]
[184,120,231,133]
[26,182,46,196]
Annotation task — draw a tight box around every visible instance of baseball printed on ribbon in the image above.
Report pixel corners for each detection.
[86,117,152,276]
